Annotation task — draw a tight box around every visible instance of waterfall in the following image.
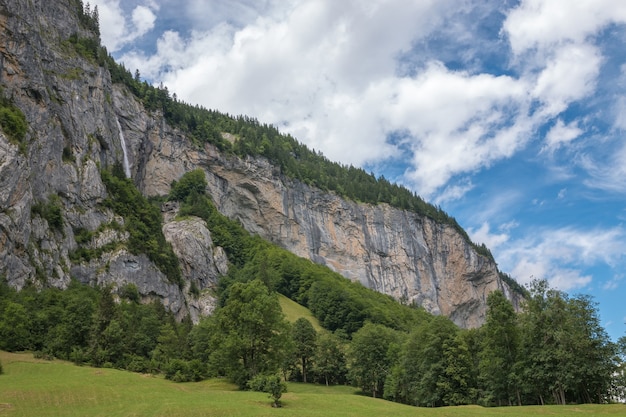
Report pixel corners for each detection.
[116,118,131,178]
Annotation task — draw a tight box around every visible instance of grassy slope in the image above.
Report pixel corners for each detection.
[1,352,624,417]
[278,294,323,332]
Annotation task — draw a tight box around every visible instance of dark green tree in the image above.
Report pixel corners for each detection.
[518,279,616,405]
[210,279,290,387]
[384,315,458,407]
[0,301,31,351]
[291,317,317,383]
[349,322,400,398]
[479,290,521,406]
[439,331,475,405]
[313,332,347,386]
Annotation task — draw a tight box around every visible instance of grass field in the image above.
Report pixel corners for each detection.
[278,294,323,332]
[0,351,624,417]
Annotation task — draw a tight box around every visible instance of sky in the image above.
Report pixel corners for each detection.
[91,0,626,341]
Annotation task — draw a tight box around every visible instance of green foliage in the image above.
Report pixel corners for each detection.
[0,278,191,374]
[0,301,31,351]
[66,33,101,63]
[76,1,100,35]
[349,322,402,398]
[313,332,348,386]
[291,318,317,383]
[169,169,207,201]
[31,194,64,233]
[0,91,28,152]
[479,291,521,406]
[384,316,462,407]
[207,279,291,388]
[164,358,206,382]
[517,280,617,405]
[119,283,140,303]
[100,167,182,285]
[0,274,618,409]
[248,373,287,407]
[69,222,124,263]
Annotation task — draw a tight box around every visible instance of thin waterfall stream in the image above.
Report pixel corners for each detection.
[116,118,131,178]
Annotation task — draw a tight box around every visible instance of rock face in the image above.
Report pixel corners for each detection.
[0,0,521,327]
[137,145,519,327]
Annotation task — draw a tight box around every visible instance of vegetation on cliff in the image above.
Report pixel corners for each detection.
[102,166,182,285]
[0,88,28,153]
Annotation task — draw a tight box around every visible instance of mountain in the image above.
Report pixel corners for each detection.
[0,0,521,327]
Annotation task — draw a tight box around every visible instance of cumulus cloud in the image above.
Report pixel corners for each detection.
[468,222,510,250]
[497,226,626,291]
[92,0,158,52]
[504,0,626,55]
[530,43,602,117]
[543,119,583,153]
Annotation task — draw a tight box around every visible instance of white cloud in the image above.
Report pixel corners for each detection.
[531,43,602,116]
[504,0,626,56]
[468,222,510,250]
[582,142,626,193]
[603,274,623,291]
[434,178,474,205]
[131,5,157,35]
[91,0,158,52]
[543,119,584,153]
[497,226,626,291]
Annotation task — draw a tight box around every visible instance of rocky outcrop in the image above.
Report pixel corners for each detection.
[0,0,521,328]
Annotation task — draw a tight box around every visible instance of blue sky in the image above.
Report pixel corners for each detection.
[92,0,626,341]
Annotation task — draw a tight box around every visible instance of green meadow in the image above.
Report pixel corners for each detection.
[278,294,323,332]
[0,351,623,417]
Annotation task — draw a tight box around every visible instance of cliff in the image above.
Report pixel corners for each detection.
[0,0,520,327]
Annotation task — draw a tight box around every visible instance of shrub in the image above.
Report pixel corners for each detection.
[248,374,287,408]
[31,194,64,233]
[0,91,28,154]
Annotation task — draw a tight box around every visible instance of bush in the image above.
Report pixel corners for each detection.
[31,194,64,233]
[248,374,287,408]
[163,359,207,382]
[125,355,151,373]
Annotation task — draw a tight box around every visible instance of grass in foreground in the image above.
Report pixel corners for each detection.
[0,351,624,417]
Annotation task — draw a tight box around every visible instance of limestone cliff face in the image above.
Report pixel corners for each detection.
[0,0,219,319]
[0,0,520,327]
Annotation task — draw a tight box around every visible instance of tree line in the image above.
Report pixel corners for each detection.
[1,274,622,407]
